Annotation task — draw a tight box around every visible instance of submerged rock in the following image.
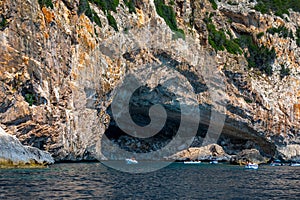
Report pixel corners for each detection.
[0,127,54,168]
[230,149,269,165]
[167,144,231,161]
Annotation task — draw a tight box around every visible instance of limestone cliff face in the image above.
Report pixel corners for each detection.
[0,0,300,161]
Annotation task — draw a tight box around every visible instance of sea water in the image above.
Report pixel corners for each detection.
[0,162,299,199]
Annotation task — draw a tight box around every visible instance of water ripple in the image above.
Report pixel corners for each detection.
[0,163,299,199]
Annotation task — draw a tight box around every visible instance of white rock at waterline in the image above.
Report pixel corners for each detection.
[0,127,54,166]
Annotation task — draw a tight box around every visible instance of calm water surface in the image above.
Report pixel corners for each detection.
[0,162,299,199]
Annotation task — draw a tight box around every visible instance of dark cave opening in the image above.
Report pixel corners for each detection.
[104,84,182,153]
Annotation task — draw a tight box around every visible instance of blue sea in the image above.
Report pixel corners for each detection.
[0,162,299,199]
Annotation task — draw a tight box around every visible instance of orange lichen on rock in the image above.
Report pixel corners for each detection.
[76,16,96,50]
[275,18,285,27]
[136,9,145,27]
[79,15,93,34]
[85,21,94,34]
[81,34,96,50]
[43,32,49,39]
[105,56,113,66]
[71,71,78,80]
[297,89,300,99]
[42,7,54,23]
[22,56,29,65]
[79,52,87,65]
[293,104,300,122]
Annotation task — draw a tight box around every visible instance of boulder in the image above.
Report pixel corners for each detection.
[167,144,231,161]
[0,127,54,168]
[230,148,269,165]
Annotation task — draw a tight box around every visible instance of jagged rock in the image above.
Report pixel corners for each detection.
[167,144,231,161]
[230,149,269,165]
[0,127,54,168]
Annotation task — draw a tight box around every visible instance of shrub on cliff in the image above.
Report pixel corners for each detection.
[91,0,119,13]
[78,0,89,15]
[267,26,292,38]
[79,0,122,30]
[91,0,120,31]
[209,0,218,10]
[154,0,185,39]
[0,15,7,30]
[25,93,36,106]
[207,23,242,55]
[257,32,264,39]
[254,0,300,17]
[124,0,136,13]
[38,0,54,9]
[79,0,102,27]
[280,64,290,79]
[236,35,276,76]
[296,28,300,46]
[107,13,118,31]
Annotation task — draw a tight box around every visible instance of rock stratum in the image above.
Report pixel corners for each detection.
[0,0,300,162]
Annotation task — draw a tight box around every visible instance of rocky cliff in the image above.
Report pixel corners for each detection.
[0,0,300,162]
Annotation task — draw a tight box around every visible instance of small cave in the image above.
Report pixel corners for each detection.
[21,81,47,106]
[218,135,255,155]
[22,135,50,150]
[217,131,276,158]
[104,117,180,153]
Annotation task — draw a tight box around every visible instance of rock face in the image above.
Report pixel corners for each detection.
[0,0,300,161]
[277,144,300,161]
[230,148,269,165]
[0,127,54,167]
[168,144,231,161]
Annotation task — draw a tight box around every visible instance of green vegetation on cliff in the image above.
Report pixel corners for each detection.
[206,15,276,75]
[79,0,184,35]
[78,0,102,27]
[91,10,102,27]
[78,0,89,15]
[25,93,36,106]
[38,0,54,9]
[257,32,264,39]
[154,0,185,39]
[267,26,292,39]
[296,28,300,46]
[207,23,242,55]
[280,64,290,78]
[254,0,300,17]
[78,0,121,30]
[124,0,136,13]
[90,0,119,13]
[209,0,218,10]
[0,15,7,30]
[107,13,118,31]
[90,0,120,30]
[235,35,276,76]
